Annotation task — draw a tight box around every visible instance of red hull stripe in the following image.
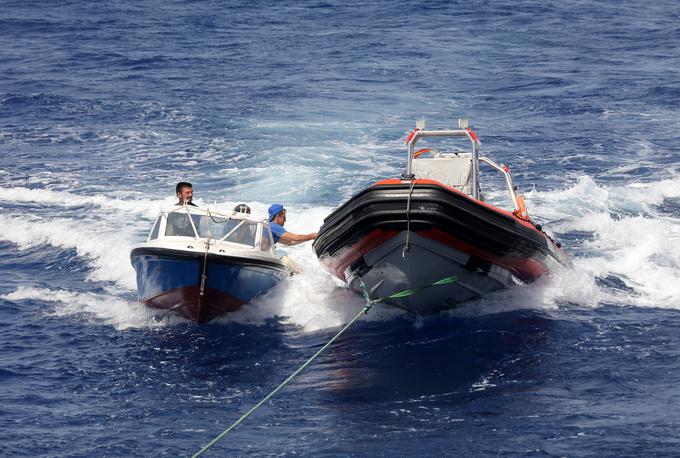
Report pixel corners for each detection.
[324,228,547,283]
[320,229,399,282]
[422,228,548,280]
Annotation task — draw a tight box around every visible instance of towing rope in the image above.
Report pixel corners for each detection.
[359,275,459,306]
[192,302,373,457]
[191,273,458,457]
[198,235,210,299]
[198,209,213,303]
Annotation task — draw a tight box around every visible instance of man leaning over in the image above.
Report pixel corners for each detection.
[267,204,317,246]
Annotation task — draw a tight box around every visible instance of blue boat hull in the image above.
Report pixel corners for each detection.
[130,247,288,323]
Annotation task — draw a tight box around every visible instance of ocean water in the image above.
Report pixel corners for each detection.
[2,0,680,456]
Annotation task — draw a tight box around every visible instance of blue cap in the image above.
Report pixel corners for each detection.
[268,204,284,221]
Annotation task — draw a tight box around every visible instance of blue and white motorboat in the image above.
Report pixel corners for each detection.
[130,205,288,323]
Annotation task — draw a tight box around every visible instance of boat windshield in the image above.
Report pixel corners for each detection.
[197,215,258,246]
[157,208,274,253]
[148,216,161,240]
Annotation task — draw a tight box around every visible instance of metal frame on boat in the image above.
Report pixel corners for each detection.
[131,205,288,323]
[405,117,523,212]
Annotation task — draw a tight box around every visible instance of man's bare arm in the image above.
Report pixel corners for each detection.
[279,232,318,246]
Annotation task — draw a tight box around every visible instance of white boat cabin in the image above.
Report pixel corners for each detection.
[146,205,277,255]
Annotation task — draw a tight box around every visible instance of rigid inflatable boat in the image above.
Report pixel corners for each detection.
[131,205,287,323]
[313,119,568,315]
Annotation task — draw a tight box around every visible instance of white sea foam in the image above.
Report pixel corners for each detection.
[5,186,172,217]
[1,286,178,330]
[450,265,602,318]
[527,176,680,310]
[527,175,680,222]
[565,212,680,308]
[213,205,404,331]
[3,174,679,331]
[402,175,680,317]
[0,214,138,289]
[0,202,384,332]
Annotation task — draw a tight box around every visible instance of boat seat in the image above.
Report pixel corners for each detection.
[412,156,473,195]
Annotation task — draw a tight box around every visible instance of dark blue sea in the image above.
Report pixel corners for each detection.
[2,1,680,456]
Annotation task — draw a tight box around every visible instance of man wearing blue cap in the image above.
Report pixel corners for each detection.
[268,204,317,245]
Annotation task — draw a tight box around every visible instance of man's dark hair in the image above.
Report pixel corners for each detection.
[176,182,192,194]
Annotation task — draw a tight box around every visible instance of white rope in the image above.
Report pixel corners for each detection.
[402,178,419,258]
[199,209,212,299]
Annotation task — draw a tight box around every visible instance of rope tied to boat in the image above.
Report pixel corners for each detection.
[402,177,419,258]
[357,274,459,307]
[191,302,373,457]
[191,273,459,456]
[198,209,214,299]
[198,236,210,298]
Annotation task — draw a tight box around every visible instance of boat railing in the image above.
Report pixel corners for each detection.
[404,118,522,215]
[477,156,521,214]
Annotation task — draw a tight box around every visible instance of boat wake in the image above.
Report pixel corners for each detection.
[528,175,680,310]
[1,175,679,331]
[0,286,173,330]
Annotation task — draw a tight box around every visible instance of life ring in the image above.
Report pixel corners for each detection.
[413,148,440,158]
